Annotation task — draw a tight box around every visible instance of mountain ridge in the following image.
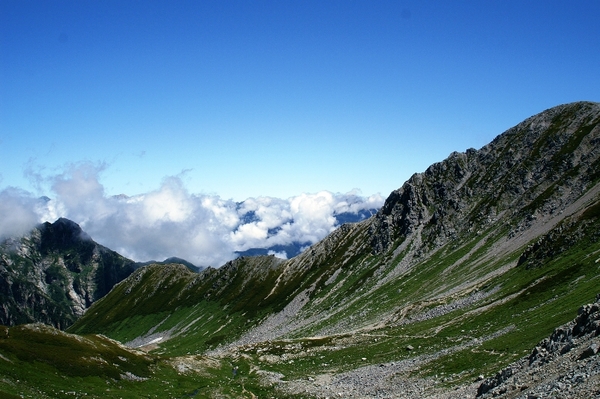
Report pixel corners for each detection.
[73,101,600,341]
[2,101,600,398]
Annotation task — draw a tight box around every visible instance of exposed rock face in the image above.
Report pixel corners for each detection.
[477,295,600,398]
[370,101,600,256]
[0,218,136,329]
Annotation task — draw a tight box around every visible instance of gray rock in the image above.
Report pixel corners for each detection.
[0,218,136,329]
[579,343,599,360]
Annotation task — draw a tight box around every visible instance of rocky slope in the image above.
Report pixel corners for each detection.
[220,101,600,343]
[0,218,136,329]
[477,295,600,399]
[2,101,600,398]
[371,100,600,256]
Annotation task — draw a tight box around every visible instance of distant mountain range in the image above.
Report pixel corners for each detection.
[236,208,377,258]
[0,208,374,329]
[1,101,600,398]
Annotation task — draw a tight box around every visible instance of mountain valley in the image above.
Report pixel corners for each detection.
[1,101,600,398]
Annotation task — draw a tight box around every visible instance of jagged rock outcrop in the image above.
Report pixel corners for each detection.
[477,295,600,398]
[0,218,136,329]
[370,101,600,256]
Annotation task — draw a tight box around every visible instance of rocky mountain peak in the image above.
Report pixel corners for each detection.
[370,101,600,255]
[39,217,92,249]
[0,218,136,329]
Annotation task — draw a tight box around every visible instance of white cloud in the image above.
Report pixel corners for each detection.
[268,250,288,260]
[1,163,384,267]
[0,188,44,239]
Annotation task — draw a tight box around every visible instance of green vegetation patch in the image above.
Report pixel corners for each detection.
[0,324,155,379]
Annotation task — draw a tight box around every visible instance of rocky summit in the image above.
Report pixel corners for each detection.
[0,218,136,329]
[1,101,600,398]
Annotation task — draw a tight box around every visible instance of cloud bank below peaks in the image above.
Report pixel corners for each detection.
[0,164,384,267]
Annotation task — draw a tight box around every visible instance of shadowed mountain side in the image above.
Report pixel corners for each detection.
[0,218,137,329]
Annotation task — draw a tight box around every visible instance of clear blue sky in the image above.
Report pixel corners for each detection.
[2,0,599,201]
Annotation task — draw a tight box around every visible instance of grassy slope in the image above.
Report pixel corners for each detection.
[3,102,600,398]
[0,322,298,398]
[4,193,598,398]
[3,227,596,398]
[238,212,600,385]
[51,196,600,397]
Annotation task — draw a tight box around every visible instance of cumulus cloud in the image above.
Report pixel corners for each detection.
[0,188,45,239]
[0,163,384,267]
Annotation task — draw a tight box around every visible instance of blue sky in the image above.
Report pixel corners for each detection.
[2,0,598,201]
[1,1,599,265]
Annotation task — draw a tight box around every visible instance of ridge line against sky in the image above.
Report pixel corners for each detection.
[1,1,599,265]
